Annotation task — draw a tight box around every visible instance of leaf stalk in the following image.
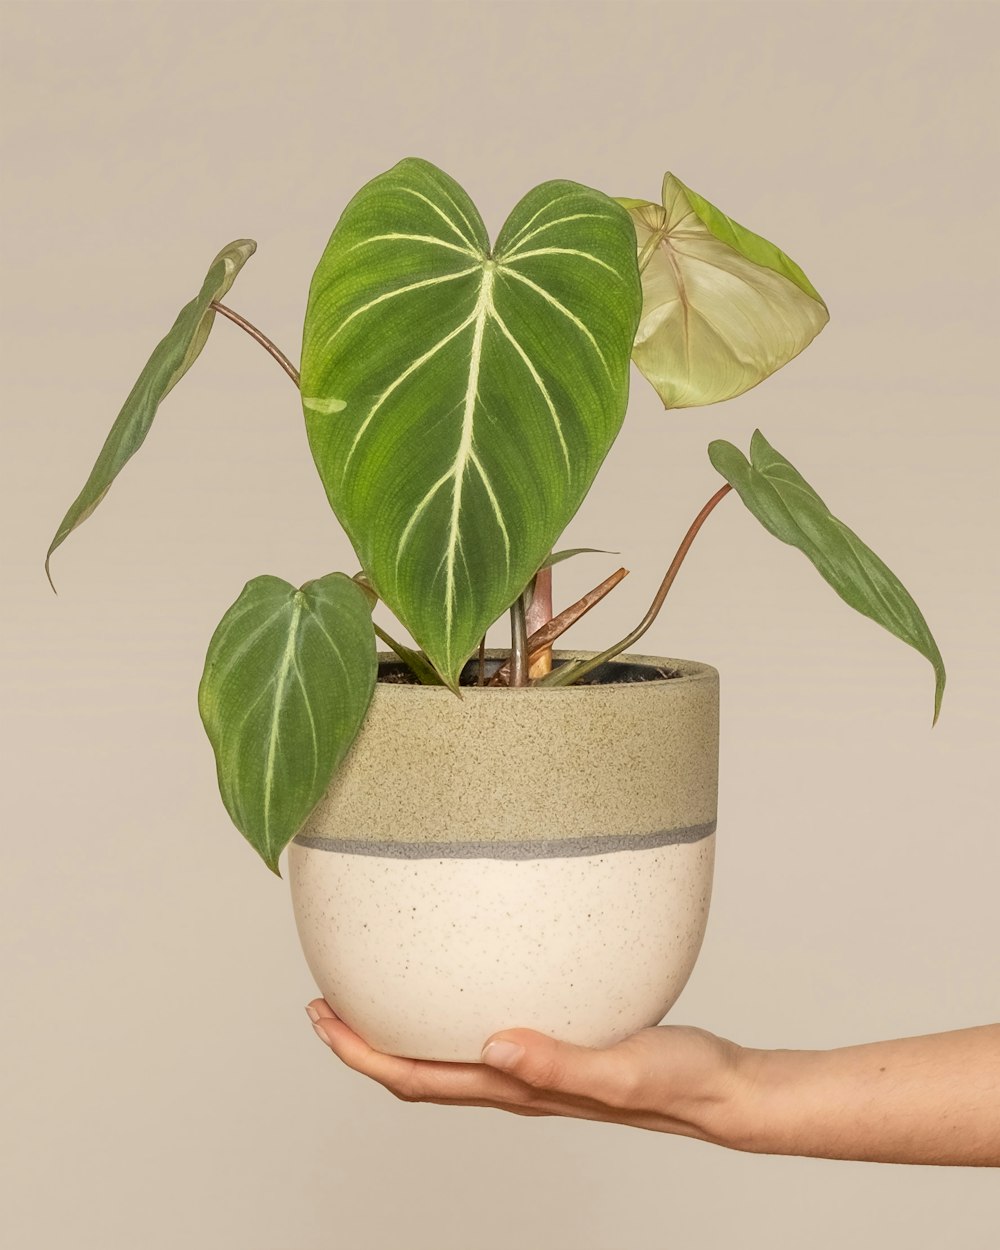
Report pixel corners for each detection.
[211,301,301,388]
[539,483,733,687]
[508,593,529,687]
[489,566,629,687]
[525,566,553,677]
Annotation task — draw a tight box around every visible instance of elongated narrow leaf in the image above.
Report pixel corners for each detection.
[542,547,617,569]
[301,157,641,688]
[45,239,257,585]
[617,175,827,408]
[198,572,376,874]
[709,431,945,723]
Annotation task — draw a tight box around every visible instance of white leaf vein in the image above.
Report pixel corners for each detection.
[321,266,480,351]
[501,246,621,277]
[489,306,571,477]
[399,187,480,252]
[498,212,606,254]
[395,466,454,570]
[261,596,303,853]
[496,264,611,378]
[349,232,480,259]
[499,191,580,251]
[469,446,511,576]
[342,305,479,477]
[442,269,495,664]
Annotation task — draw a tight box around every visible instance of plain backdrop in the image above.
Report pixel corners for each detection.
[2,2,997,1246]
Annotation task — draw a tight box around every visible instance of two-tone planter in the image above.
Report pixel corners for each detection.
[289,651,718,1062]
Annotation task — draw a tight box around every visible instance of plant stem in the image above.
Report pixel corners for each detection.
[539,483,733,687]
[488,566,629,686]
[509,593,529,687]
[477,636,487,686]
[525,566,553,677]
[211,301,301,388]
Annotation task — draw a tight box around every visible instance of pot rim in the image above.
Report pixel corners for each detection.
[374,649,718,696]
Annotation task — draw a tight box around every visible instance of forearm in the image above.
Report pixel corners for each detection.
[722,1025,1000,1165]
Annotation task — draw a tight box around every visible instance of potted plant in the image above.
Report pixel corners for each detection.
[46,158,944,1062]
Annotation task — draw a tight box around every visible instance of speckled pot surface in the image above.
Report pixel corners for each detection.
[289,651,719,1061]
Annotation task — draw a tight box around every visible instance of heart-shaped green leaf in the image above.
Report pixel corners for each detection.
[618,175,828,409]
[709,431,945,723]
[198,572,376,874]
[45,239,257,587]
[301,158,641,688]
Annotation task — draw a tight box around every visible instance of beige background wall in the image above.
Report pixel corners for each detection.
[2,1,997,1246]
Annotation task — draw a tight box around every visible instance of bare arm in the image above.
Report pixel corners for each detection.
[733,1025,1000,1165]
[307,1002,1000,1167]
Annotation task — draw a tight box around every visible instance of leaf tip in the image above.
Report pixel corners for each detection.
[44,549,58,595]
[932,670,946,727]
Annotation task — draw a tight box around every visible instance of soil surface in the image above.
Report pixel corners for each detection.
[377,658,682,686]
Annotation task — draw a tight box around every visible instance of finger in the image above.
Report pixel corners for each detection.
[309,1013,535,1106]
[306,998,339,1022]
[480,1028,638,1107]
[309,1012,422,1087]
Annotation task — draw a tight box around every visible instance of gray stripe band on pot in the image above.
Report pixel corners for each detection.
[292,821,716,860]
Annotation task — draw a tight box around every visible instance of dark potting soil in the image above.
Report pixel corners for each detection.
[377,658,682,686]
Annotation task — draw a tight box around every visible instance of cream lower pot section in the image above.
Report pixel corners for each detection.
[288,653,719,1060]
[290,837,715,1061]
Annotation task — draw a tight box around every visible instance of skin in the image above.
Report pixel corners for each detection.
[306,1001,1000,1166]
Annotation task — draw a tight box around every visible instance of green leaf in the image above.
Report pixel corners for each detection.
[351,573,444,685]
[198,572,377,874]
[301,157,641,689]
[524,546,617,613]
[45,239,257,586]
[617,174,828,409]
[541,547,617,569]
[708,431,946,723]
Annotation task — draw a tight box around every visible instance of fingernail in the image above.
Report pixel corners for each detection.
[312,1020,331,1046]
[482,1040,524,1070]
[305,1004,321,1023]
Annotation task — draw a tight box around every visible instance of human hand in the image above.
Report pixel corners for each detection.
[306,1003,1000,1165]
[305,998,747,1145]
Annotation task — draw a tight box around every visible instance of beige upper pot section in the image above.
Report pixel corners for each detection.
[298,651,719,850]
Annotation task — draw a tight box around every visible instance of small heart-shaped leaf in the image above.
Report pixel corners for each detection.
[619,175,828,409]
[709,431,945,723]
[198,572,376,874]
[45,239,256,586]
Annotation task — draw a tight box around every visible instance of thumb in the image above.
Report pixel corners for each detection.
[481,1028,623,1098]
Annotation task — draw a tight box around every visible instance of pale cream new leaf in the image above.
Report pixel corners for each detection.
[620,174,828,408]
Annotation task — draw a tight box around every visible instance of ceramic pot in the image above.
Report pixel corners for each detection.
[288,650,719,1061]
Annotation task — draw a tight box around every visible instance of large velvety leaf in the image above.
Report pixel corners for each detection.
[618,175,828,409]
[198,572,376,874]
[45,239,257,586]
[301,157,641,688]
[709,431,945,723]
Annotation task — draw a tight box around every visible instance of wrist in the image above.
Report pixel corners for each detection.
[696,1042,797,1154]
[651,1030,767,1151]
